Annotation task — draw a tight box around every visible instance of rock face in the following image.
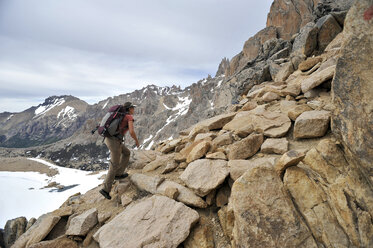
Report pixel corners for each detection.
[4,217,27,248]
[243,27,278,62]
[93,195,199,248]
[266,0,318,40]
[231,165,316,247]
[65,208,98,236]
[180,159,229,197]
[332,0,373,180]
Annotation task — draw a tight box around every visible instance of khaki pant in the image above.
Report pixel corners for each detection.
[102,137,130,192]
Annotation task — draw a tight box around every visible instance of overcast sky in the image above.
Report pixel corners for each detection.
[0,0,273,113]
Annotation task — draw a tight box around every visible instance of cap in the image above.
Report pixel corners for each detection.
[123,102,136,109]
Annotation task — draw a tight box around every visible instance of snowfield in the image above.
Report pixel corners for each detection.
[0,158,105,228]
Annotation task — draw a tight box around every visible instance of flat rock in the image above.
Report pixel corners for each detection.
[227,133,263,160]
[180,159,229,197]
[230,165,317,247]
[194,133,217,142]
[241,101,258,111]
[93,195,199,248]
[228,157,277,181]
[12,214,61,248]
[28,237,78,248]
[301,65,336,93]
[186,141,211,163]
[66,208,98,236]
[299,57,323,71]
[206,152,227,160]
[226,108,291,138]
[196,113,236,131]
[130,173,165,194]
[161,160,179,174]
[261,138,288,154]
[287,104,313,121]
[142,154,174,173]
[212,132,233,147]
[262,92,281,102]
[222,115,254,138]
[294,110,330,139]
[275,150,306,176]
[121,195,132,207]
[157,180,207,208]
[160,138,183,153]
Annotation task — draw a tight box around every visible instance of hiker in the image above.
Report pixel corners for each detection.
[99,102,140,200]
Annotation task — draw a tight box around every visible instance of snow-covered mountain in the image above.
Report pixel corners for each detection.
[0,96,88,148]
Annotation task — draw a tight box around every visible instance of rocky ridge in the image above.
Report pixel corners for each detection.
[2,0,373,247]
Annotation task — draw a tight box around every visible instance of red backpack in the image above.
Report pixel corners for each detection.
[92,105,127,139]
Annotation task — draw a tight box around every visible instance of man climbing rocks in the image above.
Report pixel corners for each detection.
[99,102,140,200]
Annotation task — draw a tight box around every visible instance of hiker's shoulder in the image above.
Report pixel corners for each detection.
[125,114,134,121]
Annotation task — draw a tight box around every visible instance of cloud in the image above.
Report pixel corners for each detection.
[0,0,273,112]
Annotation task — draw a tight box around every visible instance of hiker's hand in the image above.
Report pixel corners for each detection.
[136,140,140,148]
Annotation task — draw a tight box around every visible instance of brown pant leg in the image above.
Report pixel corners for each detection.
[116,144,131,176]
[103,137,121,192]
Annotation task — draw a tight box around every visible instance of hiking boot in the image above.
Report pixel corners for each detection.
[115,172,129,180]
[99,189,111,200]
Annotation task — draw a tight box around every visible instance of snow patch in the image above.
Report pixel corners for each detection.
[163,103,172,110]
[0,158,105,227]
[57,106,77,120]
[6,114,14,121]
[34,98,65,118]
[217,79,223,88]
[102,100,110,109]
[145,140,154,150]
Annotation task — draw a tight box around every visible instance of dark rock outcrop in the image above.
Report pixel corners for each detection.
[4,217,27,248]
[332,0,373,182]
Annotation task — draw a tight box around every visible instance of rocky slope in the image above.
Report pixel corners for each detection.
[0,0,356,172]
[2,0,373,247]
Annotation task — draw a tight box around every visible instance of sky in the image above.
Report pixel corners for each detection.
[0,0,273,113]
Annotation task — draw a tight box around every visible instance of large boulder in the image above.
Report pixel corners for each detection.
[3,217,27,248]
[316,14,343,52]
[93,195,199,248]
[65,208,98,236]
[284,166,350,247]
[332,0,373,180]
[227,133,263,160]
[12,214,61,248]
[294,110,330,139]
[180,159,229,197]
[230,165,317,247]
[292,22,319,57]
[301,65,336,93]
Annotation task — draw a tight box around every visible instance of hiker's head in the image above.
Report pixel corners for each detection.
[123,102,136,114]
